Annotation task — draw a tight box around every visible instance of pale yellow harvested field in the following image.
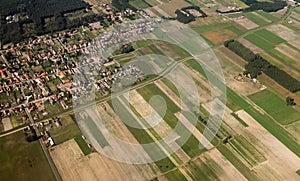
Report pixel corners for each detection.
[288,18,300,30]
[158,0,191,17]
[128,90,172,136]
[226,77,265,96]
[97,103,140,143]
[253,163,285,181]
[50,139,158,181]
[84,106,153,164]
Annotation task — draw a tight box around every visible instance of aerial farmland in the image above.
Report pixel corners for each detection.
[0,0,300,180]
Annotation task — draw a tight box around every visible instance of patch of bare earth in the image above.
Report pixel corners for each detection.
[233,17,259,30]
[203,29,237,44]
[238,38,264,54]
[275,43,300,63]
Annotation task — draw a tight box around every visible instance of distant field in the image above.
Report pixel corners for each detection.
[130,0,151,9]
[158,0,191,17]
[255,29,286,44]
[163,169,188,181]
[203,29,237,45]
[256,10,279,22]
[295,6,300,14]
[0,131,54,181]
[244,29,286,51]
[249,89,300,125]
[244,33,277,50]
[144,0,159,6]
[243,12,269,26]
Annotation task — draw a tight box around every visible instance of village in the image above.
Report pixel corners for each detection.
[0,3,153,141]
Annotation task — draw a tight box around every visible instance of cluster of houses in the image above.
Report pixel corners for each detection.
[0,6,157,130]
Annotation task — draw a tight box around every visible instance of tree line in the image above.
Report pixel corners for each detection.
[0,0,91,44]
[242,0,287,12]
[224,40,300,93]
[217,0,287,14]
[175,6,207,24]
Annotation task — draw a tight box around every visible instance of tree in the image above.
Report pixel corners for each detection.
[286,96,296,106]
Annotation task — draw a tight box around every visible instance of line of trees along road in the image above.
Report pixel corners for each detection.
[224,39,300,93]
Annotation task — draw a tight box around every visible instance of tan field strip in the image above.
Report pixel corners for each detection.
[201,148,247,181]
[127,90,190,163]
[275,43,300,62]
[234,17,259,30]
[266,24,298,41]
[50,139,158,181]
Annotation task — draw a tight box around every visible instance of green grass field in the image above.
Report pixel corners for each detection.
[130,0,151,8]
[244,34,275,50]
[244,29,286,51]
[249,89,300,125]
[224,88,300,158]
[49,115,82,144]
[243,12,269,26]
[184,158,220,181]
[256,11,279,22]
[255,29,285,45]
[74,136,92,155]
[0,131,55,181]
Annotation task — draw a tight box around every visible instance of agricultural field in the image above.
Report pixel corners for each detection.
[48,115,82,145]
[248,89,300,125]
[158,0,191,17]
[0,131,55,181]
[243,12,270,26]
[2,2,300,180]
[244,29,286,51]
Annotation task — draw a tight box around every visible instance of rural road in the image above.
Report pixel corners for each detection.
[22,89,62,181]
